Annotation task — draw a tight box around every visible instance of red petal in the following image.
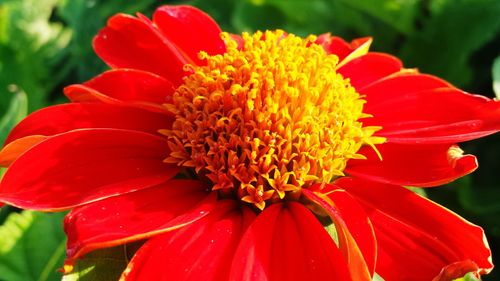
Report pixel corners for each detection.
[350,38,372,49]
[346,143,477,187]
[336,37,373,69]
[83,69,175,105]
[363,87,500,144]
[316,34,373,66]
[93,14,188,84]
[230,202,352,281]
[230,34,244,50]
[153,5,225,65]
[316,33,352,61]
[338,53,403,90]
[303,188,374,280]
[360,72,451,100]
[65,179,215,262]
[64,84,167,114]
[336,177,493,280]
[122,200,256,281]
[4,103,171,145]
[0,129,177,211]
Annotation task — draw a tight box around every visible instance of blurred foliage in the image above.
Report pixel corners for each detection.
[0,0,499,280]
[0,211,66,281]
[0,0,70,113]
[494,56,500,98]
[0,87,27,145]
[0,87,27,184]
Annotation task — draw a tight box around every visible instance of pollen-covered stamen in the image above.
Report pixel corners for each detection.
[163,30,385,210]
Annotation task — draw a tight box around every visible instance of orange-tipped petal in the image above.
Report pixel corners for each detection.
[337,177,493,280]
[0,129,178,211]
[0,135,47,167]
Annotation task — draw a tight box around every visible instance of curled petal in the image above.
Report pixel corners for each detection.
[346,143,477,187]
[230,202,352,281]
[153,5,225,65]
[303,188,374,280]
[121,200,255,281]
[0,129,178,211]
[433,260,485,281]
[336,177,493,280]
[65,180,216,263]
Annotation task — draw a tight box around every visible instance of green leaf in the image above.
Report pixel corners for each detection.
[0,87,28,145]
[0,211,66,281]
[492,56,500,99]
[62,242,143,281]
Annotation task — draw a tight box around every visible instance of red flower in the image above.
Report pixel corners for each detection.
[0,5,498,281]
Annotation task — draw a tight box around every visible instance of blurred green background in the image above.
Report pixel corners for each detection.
[0,0,499,280]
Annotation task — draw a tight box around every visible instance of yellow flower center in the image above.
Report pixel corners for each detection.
[163,30,384,210]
